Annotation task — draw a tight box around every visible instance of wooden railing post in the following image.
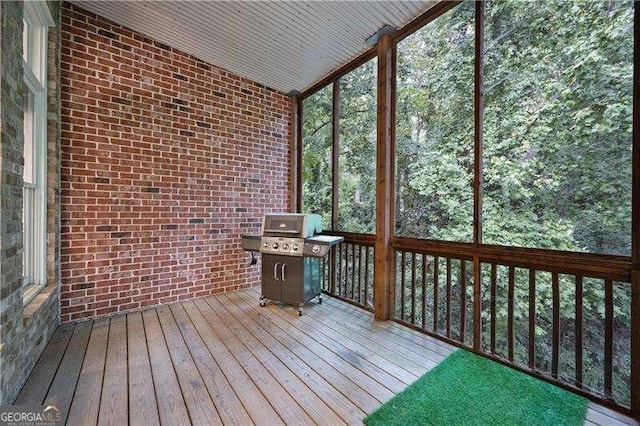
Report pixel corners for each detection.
[374,34,395,320]
[632,270,640,419]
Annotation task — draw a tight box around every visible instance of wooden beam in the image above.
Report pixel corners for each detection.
[299,49,376,101]
[472,0,484,351]
[299,2,458,101]
[291,95,300,212]
[474,1,484,246]
[630,2,640,420]
[393,1,461,43]
[374,34,396,320]
[331,81,340,229]
[633,0,640,269]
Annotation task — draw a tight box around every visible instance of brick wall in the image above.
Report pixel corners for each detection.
[60,3,292,321]
[0,1,61,404]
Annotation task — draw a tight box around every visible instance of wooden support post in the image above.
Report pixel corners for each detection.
[331,81,340,229]
[292,95,302,212]
[632,270,640,419]
[631,3,639,421]
[374,34,395,320]
[472,0,484,351]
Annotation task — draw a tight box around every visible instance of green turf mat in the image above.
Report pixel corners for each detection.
[365,349,587,426]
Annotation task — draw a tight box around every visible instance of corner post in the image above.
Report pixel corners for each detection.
[290,93,301,213]
[374,34,396,320]
[630,2,639,420]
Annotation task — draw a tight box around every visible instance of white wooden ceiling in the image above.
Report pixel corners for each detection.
[70,1,435,94]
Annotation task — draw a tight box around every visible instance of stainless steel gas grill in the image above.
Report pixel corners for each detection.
[241,213,343,316]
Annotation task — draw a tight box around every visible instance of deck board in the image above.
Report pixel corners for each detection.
[127,311,160,426]
[207,295,345,424]
[15,323,75,405]
[43,320,92,423]
[99,315,128,425]
[169,303,254,425]
[229,293,382,414]
[15,288,636,426]
[177,300,283,425]
[156,306,222,425]
[193,297,314,424]
[67,318,109,425]
[233,289,402,399]
[142,308,191,425]
[285,302,421,383]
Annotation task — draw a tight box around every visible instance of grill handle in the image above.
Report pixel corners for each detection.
[281,263,287,281]
[274,263,281,281]
[264,230,300,235]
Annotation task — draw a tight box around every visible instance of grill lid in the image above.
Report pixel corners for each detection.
[261,213,322,238]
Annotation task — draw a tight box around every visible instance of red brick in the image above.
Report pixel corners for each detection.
[60,3,291,321]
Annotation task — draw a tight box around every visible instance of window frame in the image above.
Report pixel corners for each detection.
[299,52,379,235]
[297,0,636,259]
[22,0,54,305]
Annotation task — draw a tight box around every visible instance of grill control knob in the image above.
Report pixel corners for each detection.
[292,244,299,251]
[282,243,289,251]
[262,242,269,248]
[312,245,321,254]
[272,242,279,250]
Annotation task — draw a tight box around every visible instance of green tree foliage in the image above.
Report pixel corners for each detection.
[338,59,377,234]
[301,85,332,227]
[396,2,475,241]
[303,0,633,406]
[301,61,377,233]
[483,0,633,255]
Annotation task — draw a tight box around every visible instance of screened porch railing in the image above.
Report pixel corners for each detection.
[321,232,632,415]
[321,233,374,311]
[393,237,632,414]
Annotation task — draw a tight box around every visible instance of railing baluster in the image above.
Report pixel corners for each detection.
[552,272,560,378]
[351,243,356,300]
[473,256,482,350]
[490,263,497,354]
[324,255,329,290]
[364,246,370,307]
[330,246,336,294]
[446,257,452,338]
[337,243,343,297]
[421,254,427,329]
[604,279,613,399]
[411,252,417,324]
[528,269,536,370]
[433,256,439,334]
[357,244,362,305]
[508,266,515,362]
[575,275,583,388]
[460,260,467,343]
[342,243,348,298]
[400,251,406,321]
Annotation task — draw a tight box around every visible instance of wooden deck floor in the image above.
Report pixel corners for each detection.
[16,288,636,425]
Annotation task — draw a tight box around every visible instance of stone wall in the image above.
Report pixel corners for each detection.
[0,0,61,405]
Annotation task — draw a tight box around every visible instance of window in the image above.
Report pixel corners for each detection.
[482,0,633,255]
[395,2,475,241]
[22,1,53,303]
